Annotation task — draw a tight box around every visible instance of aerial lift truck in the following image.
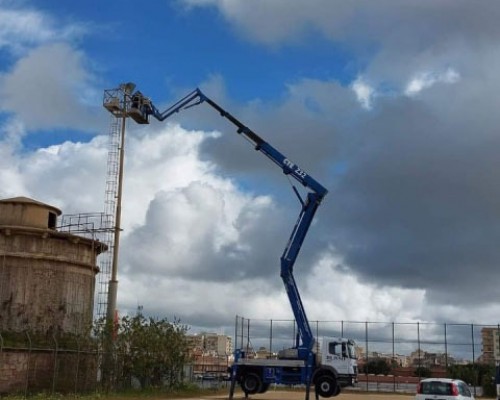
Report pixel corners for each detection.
[104,86,358,399]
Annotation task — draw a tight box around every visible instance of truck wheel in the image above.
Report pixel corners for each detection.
[258,382,270,393]
[315,375,340,397]
[241,372,262,395]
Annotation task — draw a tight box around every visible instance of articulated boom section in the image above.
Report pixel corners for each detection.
[281,191,323,353]
[132,87,329,353]
[117,85,338,400]
[136,88,328,196]
[128,88,328,350]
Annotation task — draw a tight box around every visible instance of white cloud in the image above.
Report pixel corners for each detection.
[0,43,102,131]
[304,253,426,323]
[0,113,432,333]
[0,5,87,55]
[1,0,498,335]
[0,125,26,197]
[0,133,107,211]
[351,77,375,110]
[405,68,460,96]
[180,0,353,45]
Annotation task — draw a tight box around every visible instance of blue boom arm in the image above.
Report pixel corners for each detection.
[137,88,328,353]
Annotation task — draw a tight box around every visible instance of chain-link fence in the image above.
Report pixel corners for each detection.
[233,316,500,395]
[0,329,218,395]
[234,317,499,364]
[0,331,100,395]
[2,318,499,395]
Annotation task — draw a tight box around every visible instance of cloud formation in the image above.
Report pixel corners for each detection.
[2,1,500,345]
[0,4,86,54]
[0,43,102,132]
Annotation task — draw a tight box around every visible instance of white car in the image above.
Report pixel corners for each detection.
[416,378,475,400]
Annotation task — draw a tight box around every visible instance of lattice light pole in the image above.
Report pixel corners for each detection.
[102,82,136,327]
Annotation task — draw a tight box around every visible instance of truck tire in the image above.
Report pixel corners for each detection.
[258,382,270,393]
[315,375,340,397]
[241,372,262,395]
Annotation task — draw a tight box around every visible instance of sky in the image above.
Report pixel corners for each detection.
[1,0,500,351]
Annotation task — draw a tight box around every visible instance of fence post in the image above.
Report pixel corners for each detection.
[233,316,238,352]
[0,331,3,387]
[471,324,477,397]
[52,333,58,394]
[246,318,250,356]
[365,321,368,391]
[316,320,320,354]
[75,335,81,394]
[417,322,421,376]
[392,322,395,392]
[25,331,32,397]
[444,323,448,369]
[269,319,273,357]
[240,317,244,354]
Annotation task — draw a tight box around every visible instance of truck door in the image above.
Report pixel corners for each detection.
[326,341,349,375]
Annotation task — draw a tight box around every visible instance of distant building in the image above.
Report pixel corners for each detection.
[360,350,410,367]
[393,354,410,367]
[409,350,454,368]
[480,327,500,365]
[186,332,232,356]
[204,332,232,356]
[186,332,232,376]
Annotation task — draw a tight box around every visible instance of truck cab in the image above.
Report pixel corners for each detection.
[316,337,358,387]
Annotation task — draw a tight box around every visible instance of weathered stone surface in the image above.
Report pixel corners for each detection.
[0,197,104,393]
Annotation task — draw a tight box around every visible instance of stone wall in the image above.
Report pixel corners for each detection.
[0,197,104,394]
[0,349,98,394]
[0,229,98,335]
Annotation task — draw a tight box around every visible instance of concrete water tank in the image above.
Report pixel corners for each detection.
[0,196,105,335]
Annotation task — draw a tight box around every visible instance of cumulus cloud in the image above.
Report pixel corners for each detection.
[0,112,433,334]
[0,123,107,210]
[180,1,500,97]
[304,253,425,323]
[0,43,103,132]
[163,68,500,329]
[4,0,500,340]
[0,4,87,55]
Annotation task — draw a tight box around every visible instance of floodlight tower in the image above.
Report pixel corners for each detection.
[102,82,135,326]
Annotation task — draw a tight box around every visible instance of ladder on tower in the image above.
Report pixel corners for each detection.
[96,113,122,319]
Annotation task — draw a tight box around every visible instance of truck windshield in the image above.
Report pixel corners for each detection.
[347,343,357,359]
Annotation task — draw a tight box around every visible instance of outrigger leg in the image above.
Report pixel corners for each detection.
[228,367,236,400]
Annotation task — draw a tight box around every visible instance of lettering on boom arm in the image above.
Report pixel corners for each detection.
[284,158,308,179]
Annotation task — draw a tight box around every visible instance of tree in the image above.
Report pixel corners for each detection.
[414,366,431,378]
[111,313,190,389]
[363,358,392,375]
[447,363,495,397]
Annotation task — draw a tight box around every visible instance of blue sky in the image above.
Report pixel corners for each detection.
[2,0,500,352]
[29,1,357,100]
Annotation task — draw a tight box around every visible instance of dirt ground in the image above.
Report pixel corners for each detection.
[181,390,415,400]
[178,389,495,400]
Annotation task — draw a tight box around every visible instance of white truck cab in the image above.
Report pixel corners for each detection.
[316,337,358,386]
